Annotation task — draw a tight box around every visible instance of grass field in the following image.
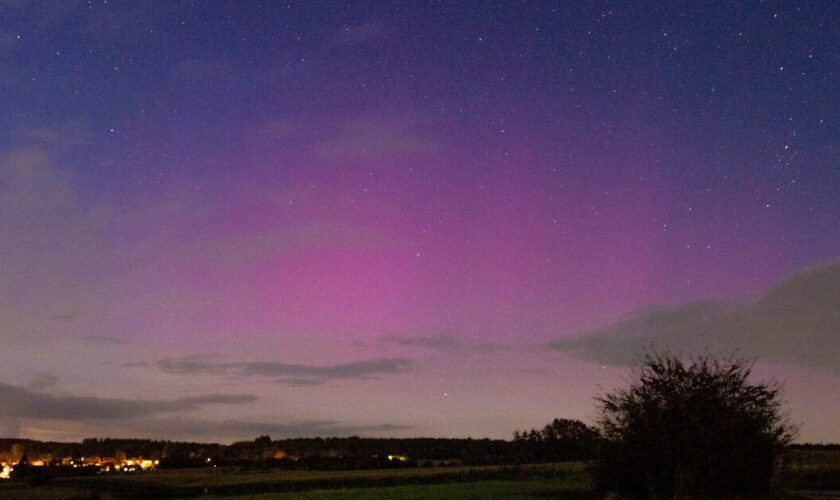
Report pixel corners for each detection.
[781,450,840,492]
[0,462,591,499]
[201,478,593,500]
[0,479,592,500]
[0,451,837,499]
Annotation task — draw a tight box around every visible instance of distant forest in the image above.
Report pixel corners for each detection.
[1,431,834,471]
[1,435,513,470]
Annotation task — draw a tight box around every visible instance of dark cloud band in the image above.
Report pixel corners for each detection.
[148,357,411,385]
[551,261,840,373]
[0,382,256,421]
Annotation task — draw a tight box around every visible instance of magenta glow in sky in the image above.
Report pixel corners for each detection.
[0,1,838,442]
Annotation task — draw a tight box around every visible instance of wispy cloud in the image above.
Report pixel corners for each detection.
[253,112,443,167]
[141,356,411,386]
[14,121,94,147]
[260,119,307,140]
[550,260,840,373]
[376,335,501,353]
[173,59,231,82]
[0,0,77,29]
[0,148,109,295]
[80,334,130,345]
[0,384,407,441]
[26,373,59,391]
[318,114,438,164]
[130,418,412,441]
[0,382,256,421]
[0,147,113,342]
[380,335,461,350]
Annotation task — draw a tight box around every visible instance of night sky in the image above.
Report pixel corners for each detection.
[1,1,839,443]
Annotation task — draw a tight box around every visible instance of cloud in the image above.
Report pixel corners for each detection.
[130,418,412,441]
[0,384,407,441]
[26,373,59,391]
[0,418,21,438]
[190,219,390,268]
[143,356,411,385]
[0,0,77,29]
[49,312,76,323]
[173,59,231,82]
[80,334,129,345]
[318,114,438,164]
[253,113,443,167]
[260,119,306,140]
[0,147,111,341]
[0,382,256,421]
[380,335,461,350]
[0,148,77,219]
[80,3,156,39]
[14,121,94,147]
[550,260,840,372]
[377,335,501,353]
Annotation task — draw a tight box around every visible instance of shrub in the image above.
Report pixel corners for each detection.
[595,352,794,499]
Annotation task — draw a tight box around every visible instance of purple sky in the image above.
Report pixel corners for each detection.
[0,1,838,442]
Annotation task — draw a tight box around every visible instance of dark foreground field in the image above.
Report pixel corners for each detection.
[0,463,592,500]
[0,450,837,499]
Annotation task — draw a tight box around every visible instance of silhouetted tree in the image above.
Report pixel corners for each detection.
[253,435,272,446]
[595,352,794,499]
[11,453,30,479]
[514,418,601,462]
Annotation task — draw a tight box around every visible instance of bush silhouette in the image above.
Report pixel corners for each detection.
[513,418,601,462]
[595,353,793,499]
